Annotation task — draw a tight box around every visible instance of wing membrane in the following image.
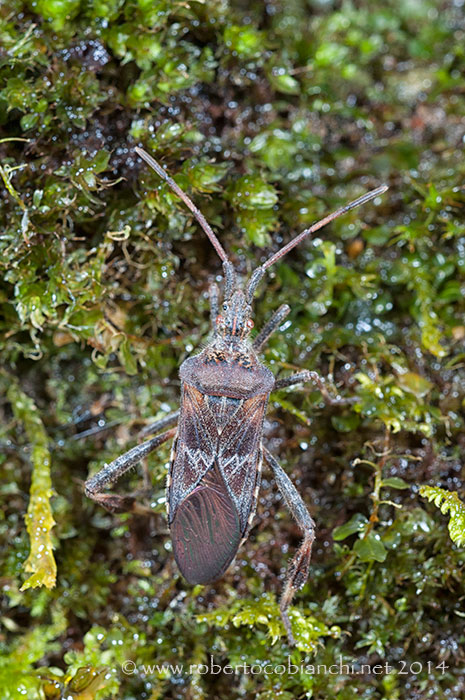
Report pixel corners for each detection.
[171,463,241,584]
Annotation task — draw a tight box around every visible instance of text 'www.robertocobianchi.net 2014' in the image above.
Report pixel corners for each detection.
[121,656,450,677]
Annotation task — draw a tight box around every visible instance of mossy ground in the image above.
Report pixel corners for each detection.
[1,1,465,698]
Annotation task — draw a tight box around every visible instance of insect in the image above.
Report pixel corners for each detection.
[85,147,387,644]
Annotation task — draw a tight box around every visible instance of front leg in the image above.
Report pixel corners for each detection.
[274,369,356,406]
[253,304,290,352]
[85,428,176,513]
[209,282,219,327]
[263,446,315,646]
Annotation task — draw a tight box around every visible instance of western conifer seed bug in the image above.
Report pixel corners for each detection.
[85,148,387,644]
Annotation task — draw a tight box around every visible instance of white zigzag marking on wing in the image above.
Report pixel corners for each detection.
[183,445,215,477]
[220,453,249,478]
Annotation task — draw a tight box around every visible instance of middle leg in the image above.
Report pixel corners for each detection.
[139,410,180,438]
[85,427,176,513]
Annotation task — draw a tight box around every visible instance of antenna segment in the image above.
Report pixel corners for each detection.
[135,147,230,264]
[261,184,388,270]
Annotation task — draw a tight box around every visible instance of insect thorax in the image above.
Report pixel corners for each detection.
[179,339,274,400]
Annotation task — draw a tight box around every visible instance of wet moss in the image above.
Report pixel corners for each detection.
[1,0,465,698]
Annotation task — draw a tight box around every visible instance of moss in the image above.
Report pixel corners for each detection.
[1,0,465,698]
[6,379,57,591]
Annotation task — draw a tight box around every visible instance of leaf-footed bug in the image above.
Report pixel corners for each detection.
[85,147,387,644]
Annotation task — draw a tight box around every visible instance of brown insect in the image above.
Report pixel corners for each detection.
[85,148,387,644]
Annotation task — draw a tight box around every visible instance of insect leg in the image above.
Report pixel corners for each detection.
[274,370,356,406]
[263,446,315,646]
[85,428,177,513]
[137,412,179,491]
[139,410,180,438]
[252,304,290,352]
[239,447,264,546]
[209,282,219,327]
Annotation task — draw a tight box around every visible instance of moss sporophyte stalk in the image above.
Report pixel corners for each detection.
[1,0,464,698]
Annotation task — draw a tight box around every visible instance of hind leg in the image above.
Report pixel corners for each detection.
[263,446,315,646]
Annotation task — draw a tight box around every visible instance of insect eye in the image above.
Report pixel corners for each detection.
[216,314,224,324]
[246,319,254,329]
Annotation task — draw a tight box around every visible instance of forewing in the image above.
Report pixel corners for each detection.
[218,393,268,529]
[169,387,269,583]
[169,383,217,518]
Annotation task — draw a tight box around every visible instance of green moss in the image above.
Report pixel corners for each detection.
[6,380,57,590]
[1,0,465,698]
[420,486,465,547]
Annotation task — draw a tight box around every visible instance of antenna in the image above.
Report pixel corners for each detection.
[135,147,230,264]
[245,183,388,301]
[262,184,388,270]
